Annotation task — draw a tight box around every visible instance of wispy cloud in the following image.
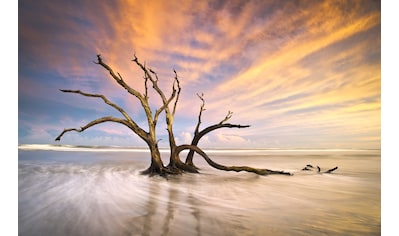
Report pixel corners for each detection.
[19,0,380,148]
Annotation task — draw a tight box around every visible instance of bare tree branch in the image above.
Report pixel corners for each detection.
[132,55,179,151]
[95,54,144,100]
[185,123,250,166]
[58,89,148,138]
[59,90,129,121]
[186,94,249,166]
[200,123,250,136]
[132,56,176,119]
[55,116,135,141]
[194,93,205,136]
[144,76,149,99]
[132,55,177,119]
[95,55,161,130]
[172,69,181,116]
[147,68,178,125]
[153,94,176,126]
[219,111,233,125]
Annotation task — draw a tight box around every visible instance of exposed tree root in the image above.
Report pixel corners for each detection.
[140,160,200,179]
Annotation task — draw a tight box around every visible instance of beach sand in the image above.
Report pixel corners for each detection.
[18,146,380,235]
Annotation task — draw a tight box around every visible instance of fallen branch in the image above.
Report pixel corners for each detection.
[301,164,338,173]
[177,145,292,176]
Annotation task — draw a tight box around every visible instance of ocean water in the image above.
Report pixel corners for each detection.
[18,145,380,235]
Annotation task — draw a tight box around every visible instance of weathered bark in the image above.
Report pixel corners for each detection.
[177,145,292,176]
[140,143,168,177]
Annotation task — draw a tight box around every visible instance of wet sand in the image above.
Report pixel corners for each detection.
[18,147,380,235]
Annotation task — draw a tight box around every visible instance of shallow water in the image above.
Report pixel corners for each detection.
[18,146,380,235]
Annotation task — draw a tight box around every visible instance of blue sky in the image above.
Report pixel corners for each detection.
[18,0,381,149]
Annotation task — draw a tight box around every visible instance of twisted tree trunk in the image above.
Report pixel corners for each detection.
[140,142,167,176]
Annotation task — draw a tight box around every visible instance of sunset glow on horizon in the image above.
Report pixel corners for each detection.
[19,0,381,149]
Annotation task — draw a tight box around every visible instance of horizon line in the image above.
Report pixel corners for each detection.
[18,144,381,152]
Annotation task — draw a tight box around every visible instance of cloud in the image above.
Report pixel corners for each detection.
[19,0,381,148]
[179,131,193,144]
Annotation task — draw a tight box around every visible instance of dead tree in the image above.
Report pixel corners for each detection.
[55,54,292,177]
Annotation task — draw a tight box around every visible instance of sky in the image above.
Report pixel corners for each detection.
[18,0,381,149]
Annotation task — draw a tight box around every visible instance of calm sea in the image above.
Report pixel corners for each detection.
[18,145,380,235]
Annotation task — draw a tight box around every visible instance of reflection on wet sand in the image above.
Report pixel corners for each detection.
[19,149,380,235]
[128,176,204,236]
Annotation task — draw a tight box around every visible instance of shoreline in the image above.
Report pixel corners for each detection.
[18,144,380,153]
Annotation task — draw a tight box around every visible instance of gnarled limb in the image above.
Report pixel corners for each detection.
[55,116,134,141]
[95,54,144,101]
[177,145,291,176]
[132,54,180,115]
[132,55,179,131]
[185,123,251,167]
[58,89,148,139]
[171,69,181,116]
[95,55,176,130]
[185,94,250,167]
[95,54,159,129]
[193,93,205,135]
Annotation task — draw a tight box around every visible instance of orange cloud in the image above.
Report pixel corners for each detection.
[19,0,380,148]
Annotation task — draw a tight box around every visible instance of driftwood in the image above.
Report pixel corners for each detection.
[302,164,338,173]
